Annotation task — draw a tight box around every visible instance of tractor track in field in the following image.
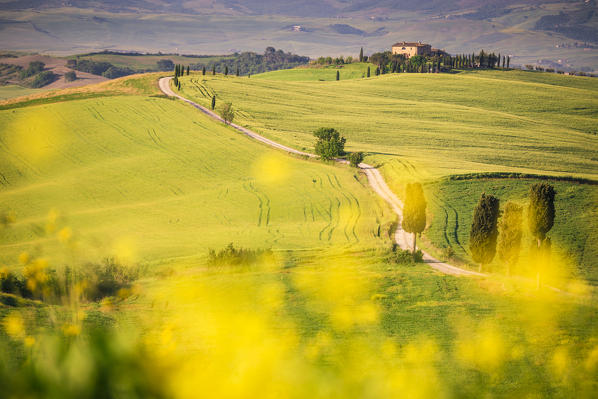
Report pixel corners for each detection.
[159,76,483,277]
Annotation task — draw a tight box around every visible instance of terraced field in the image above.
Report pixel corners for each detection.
[0,92,392,268]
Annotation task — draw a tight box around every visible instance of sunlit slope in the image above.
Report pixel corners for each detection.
[179,70,598,180]
[253,63,371,81]
[0,95,391,266]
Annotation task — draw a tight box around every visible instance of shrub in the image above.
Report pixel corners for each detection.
[102,66,134,79]
[347,152,364,167]
[64,71,76,82]
[207,243,273,266]
[388,245,424,264]
[442,246,455,260]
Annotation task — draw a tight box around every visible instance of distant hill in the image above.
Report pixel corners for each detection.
[0,0,564,16]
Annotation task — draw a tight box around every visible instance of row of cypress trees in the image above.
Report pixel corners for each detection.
[470,183,556,285]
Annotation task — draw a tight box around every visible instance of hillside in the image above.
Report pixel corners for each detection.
[177,66,598,279]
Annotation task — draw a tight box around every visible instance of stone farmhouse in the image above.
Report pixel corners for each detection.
[391,42,432,58]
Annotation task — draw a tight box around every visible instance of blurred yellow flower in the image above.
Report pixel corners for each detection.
[3,313,25,338]
[58,226,73,243]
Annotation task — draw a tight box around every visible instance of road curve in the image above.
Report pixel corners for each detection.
[159,77,483,277]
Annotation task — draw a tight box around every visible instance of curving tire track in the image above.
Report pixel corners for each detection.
[159,76,483,277]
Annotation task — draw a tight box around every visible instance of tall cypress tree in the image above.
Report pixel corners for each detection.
[528,183,555,247]
[403,183,427,254]
[202,66,206,75]
[497,53,501,68]
[224,66,228,76]
[236,67,239,76]
[507,56,510,68]
[498,202,523,276]
[212,65,216,75]
[367,66,371,77]
[359,47,364,62]
[211,95,216,110]
[469,193,500,272]
[336,70,340,81]
[186,65,190,75]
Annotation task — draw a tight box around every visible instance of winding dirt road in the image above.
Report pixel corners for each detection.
[159,77,482,277]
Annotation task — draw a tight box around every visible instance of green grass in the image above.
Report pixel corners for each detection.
[423,178,598,282]
[254,63,372,81]
[178,69,598,181]
[0,85,45,100]
[0,93,392,269]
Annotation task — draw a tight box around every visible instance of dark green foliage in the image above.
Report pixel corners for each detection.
[212,65,216,75]
[359,47,364,62]
[347,152,364,167]
[367,66,370,77]
[211,95,216,110]
[193,48,308,77]
[156,59,174,71]
[507,56,510,68]
[336,70,339,81]
[375,67,380,76]
[528,183,556,243]
[224,66,228,76]
[220,102,234,124]
[186,65,190,75]
[64,70,76,82]
[202,66,206,75]
[236,67,239,76]
[102,66,134,79]
[403,182,427,253]
[313,127,346,160]
[498,202,523,275]
[207,243,273,266]
[469,193,500,268]
[30,71,57,88]
[70,59,134,78]
[19,61,45,78]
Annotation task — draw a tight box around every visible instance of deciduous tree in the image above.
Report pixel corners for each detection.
[313,128,346,161]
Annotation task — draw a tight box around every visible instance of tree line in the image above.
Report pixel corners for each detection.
[66,59,135,79]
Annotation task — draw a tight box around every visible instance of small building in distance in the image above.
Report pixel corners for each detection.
[391,41,432,58]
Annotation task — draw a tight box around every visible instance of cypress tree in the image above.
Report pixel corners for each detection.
[367,66,370,77]
[202,66,206,75]
[211,95,216,111]
[402,183,427,254]
[497,53,501,68]
[528,183,556,288]
[336,70,339,81]
[212,65,216,75]
[186,65,190,75]
[507,56,510,68]
[498,202,523,276]
[236,67,239,76]
[224,66,228,76]
[528,183,555,247]
[359,47,364,62]
[375,66,380,76]
[469,193,500,272]
[174,65,178,77]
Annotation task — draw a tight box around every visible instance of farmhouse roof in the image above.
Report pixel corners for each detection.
[392,41,429,47]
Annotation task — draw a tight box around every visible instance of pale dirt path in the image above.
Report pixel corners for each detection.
[159,77,483,277]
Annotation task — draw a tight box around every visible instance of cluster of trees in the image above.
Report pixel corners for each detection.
[314,55,355,66]
[172,64,189,90]
[66,59,134,78]
[469,183,556,286]
[190,47,309,76]
[367,49,511,75]
[19,61,45,79]
[64,70,77,82]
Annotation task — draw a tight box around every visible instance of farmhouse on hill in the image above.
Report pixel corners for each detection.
[391,41,432,58]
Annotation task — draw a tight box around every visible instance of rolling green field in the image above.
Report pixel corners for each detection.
[0,91,392,269]
[1,70,597,398]
[177,68,598,278]
[254,63,371,81]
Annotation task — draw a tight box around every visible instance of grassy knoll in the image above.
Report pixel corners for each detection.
[178,69,598,181]
[0,91,392,269]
